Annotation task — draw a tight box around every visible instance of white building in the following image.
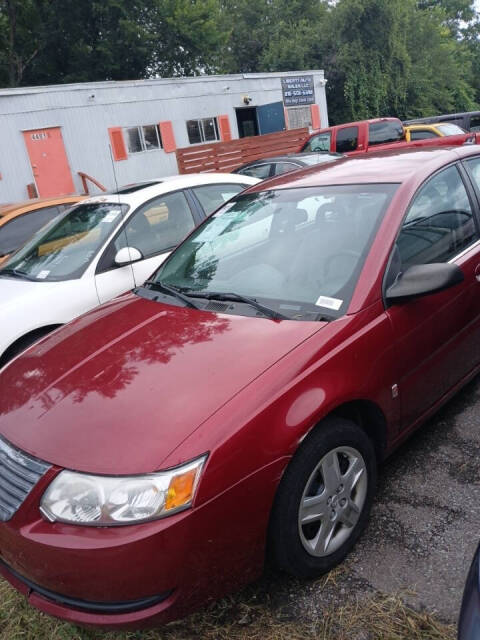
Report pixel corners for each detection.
[0,71,328,203]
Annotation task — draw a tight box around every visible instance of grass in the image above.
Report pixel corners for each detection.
[0,574,456,640]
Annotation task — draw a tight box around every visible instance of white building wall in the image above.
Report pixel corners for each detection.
[0,71,327,203]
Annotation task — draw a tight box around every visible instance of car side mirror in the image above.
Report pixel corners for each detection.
[386,263,464,303]
[114,247,143,266]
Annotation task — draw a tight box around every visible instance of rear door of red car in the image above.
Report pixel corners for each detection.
[385,162,480,433]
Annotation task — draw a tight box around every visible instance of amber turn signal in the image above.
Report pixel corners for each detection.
[165,468,198,510]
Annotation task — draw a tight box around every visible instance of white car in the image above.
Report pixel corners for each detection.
[0,173,258,365]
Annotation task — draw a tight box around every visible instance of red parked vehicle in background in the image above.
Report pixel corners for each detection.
[1,146,480,629]
[300,116,477,154]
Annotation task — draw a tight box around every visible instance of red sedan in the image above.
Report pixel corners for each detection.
[1,146,480,629]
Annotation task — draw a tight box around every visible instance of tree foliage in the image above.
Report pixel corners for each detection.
[0,0,227,86]
[0,0,479,125]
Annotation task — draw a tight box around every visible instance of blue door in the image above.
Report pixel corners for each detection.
[256,102,286,135]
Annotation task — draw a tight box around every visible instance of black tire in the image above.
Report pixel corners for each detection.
[268,416,377,578]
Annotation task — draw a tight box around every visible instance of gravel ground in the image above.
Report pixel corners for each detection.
[345,373,480,623]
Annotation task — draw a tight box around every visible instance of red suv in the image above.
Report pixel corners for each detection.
[1,146,480,629]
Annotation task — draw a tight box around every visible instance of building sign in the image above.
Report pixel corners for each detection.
[281,75,315,107]
[31,132,48,140]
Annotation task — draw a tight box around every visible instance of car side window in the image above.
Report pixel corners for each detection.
[303,132,331,152]
[465,157,480,191]
[469,116,480,132]
[116,191,195,259]
[237,164,272,179]
[0,206,61,256]
[274,162,300,176]
[336,127,358,153]
[396,165,477,270]
[368,121,404,145]
[410,130,438,140]
[191,183,247,215]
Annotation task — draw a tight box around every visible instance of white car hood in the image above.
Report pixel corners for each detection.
[0,277,60,310]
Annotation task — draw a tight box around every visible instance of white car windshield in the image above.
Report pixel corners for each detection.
[152,184,397,320]
[0,202,129,281]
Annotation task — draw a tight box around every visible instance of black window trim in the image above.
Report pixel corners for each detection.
[95,188,198,275]
[382,160,480,306]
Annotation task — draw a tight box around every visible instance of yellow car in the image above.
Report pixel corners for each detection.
[404,122,467,142]
[0,195,85,264]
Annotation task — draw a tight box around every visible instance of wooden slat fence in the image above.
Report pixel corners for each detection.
[176,128,310,174]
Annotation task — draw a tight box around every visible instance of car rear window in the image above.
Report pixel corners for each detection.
[469,116,480,132]
[237,164,272,179]
[410,129,438,140]
[368,121,404,146]
[437,123,465,136]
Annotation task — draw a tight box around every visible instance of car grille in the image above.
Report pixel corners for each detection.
[0,436,50,522]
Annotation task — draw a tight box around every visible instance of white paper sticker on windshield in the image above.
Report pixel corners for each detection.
[103,211,121,223]
[315,295,343,310]
[37,270,50,279]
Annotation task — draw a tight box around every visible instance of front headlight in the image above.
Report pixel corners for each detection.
[40,456,207,526]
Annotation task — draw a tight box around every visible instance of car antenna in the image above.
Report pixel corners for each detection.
[108,144,121,201]
[108,144,135,274]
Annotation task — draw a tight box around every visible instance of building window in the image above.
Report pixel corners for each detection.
[125,125,163,153]
[186,118,219,144]
[287,106,312,130]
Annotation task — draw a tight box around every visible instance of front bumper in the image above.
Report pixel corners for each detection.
[0,558,175,626]
[0,459,286,629]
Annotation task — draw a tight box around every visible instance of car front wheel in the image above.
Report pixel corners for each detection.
[269,416,377,578]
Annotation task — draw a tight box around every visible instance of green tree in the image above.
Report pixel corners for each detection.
[219,0,273,73]
[0,0,45,86]
[322,0,477,123]
[146,0,228,76]
[0,0,228,87]
[219,0,329,74]
[259,0,329,72]
[405,4,477,118]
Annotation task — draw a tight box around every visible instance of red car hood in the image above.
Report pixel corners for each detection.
[0,295,323,474]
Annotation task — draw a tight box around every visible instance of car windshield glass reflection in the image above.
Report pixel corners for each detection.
[0,202,129,282]
[153,185,397,319]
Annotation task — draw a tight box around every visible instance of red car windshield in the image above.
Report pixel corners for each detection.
[154,185,398,319]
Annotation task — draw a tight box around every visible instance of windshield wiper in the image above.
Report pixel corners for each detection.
[182,289,289,320]
[143,280,201,310]
[0,267,36,281]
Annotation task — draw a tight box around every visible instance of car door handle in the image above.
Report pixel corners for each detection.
[475,264,480,282]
